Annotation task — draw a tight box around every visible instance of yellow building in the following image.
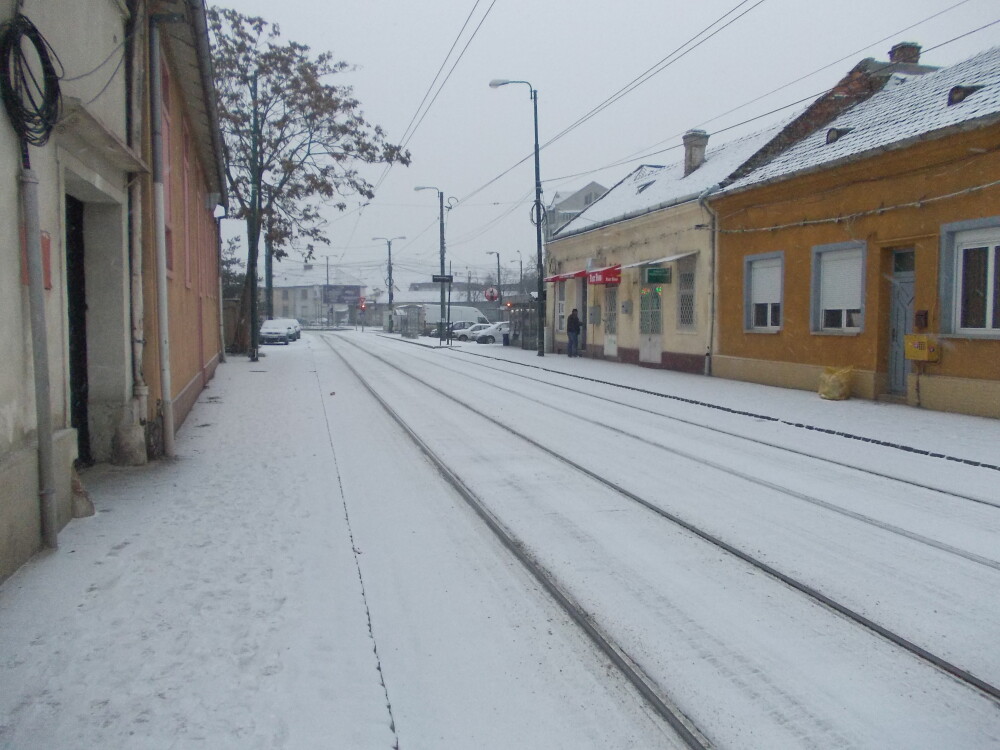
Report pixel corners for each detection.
[711,46,1000,418]
[546,126,782,372]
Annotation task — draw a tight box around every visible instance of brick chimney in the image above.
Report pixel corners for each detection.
[683,129,709,176]
[889,42,921,64]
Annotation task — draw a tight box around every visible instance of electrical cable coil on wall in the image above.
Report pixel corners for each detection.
[0,13,61,148]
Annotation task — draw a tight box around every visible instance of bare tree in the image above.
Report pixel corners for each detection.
[208,7,409,355]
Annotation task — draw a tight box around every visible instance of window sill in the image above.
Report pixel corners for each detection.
[811,330,862,337]
[939,331,1000,341]
[744,328,781,334]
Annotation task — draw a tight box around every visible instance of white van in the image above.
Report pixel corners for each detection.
[421,305,489,335]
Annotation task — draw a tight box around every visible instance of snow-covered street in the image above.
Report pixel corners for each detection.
[2,329,999,749]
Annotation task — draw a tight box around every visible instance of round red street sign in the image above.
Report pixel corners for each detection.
[484,287,498,301]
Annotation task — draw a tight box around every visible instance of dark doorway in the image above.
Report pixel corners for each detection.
[65,195,92,465]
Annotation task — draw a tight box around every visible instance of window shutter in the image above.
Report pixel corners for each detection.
[820,248,862,310]
[751,257,781,305]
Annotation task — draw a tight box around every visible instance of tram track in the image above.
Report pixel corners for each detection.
[445,345,1000,508]
[326,332,1000,708]
[366,336,1000,570]
[325,337,712,749]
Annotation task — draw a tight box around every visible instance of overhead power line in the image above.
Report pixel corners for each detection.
[371,0,498,194]
[457,0,768,206]
[544,13,1000,184]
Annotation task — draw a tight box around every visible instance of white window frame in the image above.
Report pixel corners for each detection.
[811,242,866,333]
[744,252,783,332]
[952,227,1000,334]
[940,218,1000,337]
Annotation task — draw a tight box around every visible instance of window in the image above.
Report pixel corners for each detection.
[640,285,662,334]
[677,257,695,329]
[812,243,865,332]
[557,282,566,331]
[282,289,289,300]
[301,288,308,299]
[955,228,1000,332]
[745,253,783,331]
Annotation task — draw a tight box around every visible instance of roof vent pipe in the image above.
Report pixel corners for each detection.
[888,42,921,64]
[683,129,709,176]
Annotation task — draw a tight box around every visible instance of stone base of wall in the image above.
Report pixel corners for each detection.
[711,355,877,399]
[174,353,221,432]
[1,428,77,582]
[615,348,705,374]
[909,372,1000,419]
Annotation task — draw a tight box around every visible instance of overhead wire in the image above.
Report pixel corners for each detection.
[457,1,993,207]
[609,0,979,167]
[457,0,768,206]
[540,14,1000,185]
[371,0,498,194]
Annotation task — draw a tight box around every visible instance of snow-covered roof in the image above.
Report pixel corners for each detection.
[553,121,788,239]
[271,261,367,289]
[725,45,1000,192]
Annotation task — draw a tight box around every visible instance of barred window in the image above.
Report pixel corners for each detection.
[677,257,695,329]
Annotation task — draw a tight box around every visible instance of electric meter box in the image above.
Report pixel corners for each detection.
[903,334,940,362]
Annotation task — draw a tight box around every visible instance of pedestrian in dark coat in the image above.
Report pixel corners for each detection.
[566,308,581,357]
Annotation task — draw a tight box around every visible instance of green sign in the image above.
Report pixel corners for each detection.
[645,266,672,284]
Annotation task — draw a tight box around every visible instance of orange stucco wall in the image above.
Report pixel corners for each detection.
[711,124,1000,413]
[141,49,222,441]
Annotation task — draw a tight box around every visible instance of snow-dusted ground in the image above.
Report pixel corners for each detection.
[2,329,998,749]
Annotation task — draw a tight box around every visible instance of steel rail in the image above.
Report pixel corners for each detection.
[365,340,1000,572]
[324,336,712,750]
[332,332,1000,705]
[443,345,1000,506]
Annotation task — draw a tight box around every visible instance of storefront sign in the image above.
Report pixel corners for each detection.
[644,267,671,284]
[587,265,621,285]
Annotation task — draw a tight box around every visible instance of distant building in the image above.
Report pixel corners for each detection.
[544,181,607,240]
[260,261,368,324]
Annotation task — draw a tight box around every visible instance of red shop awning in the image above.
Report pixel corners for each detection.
[543,269,588,282]
[587,265,621,285]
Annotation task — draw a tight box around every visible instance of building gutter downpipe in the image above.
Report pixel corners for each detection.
[150,16,176,457]
[22,164,58,548]
[698,184,720,377]
[126,2,148,457]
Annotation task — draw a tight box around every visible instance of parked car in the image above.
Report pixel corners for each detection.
[260,319,291,345]
[276,318,301,340]
[448,320,480,339]
[474,321,510,344]
[454,323,491,342]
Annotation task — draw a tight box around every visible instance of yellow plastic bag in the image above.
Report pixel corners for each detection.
[818,366,853,400]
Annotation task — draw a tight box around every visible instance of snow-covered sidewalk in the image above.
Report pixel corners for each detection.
[0,341,397,749]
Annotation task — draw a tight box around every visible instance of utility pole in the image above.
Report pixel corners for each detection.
[373,236,405,332]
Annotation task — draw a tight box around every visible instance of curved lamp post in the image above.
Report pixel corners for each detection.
[414,185,446,341]
[489,78,544,356]
[373,235,405,332]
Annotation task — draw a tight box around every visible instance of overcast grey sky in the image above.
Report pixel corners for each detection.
[215,0,1000,294]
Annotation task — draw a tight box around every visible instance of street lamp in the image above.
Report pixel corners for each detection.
[414,185,446,342]
[487,251,502,313]
[373,235,405,332]
[490,78,545,356]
